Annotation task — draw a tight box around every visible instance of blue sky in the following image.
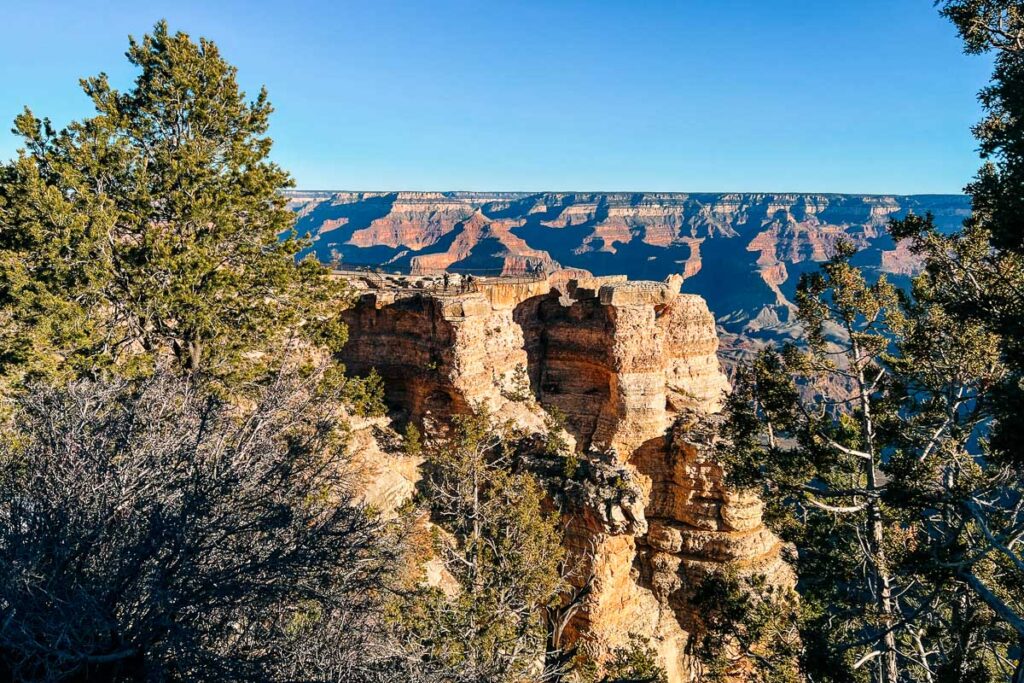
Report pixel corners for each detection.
[0,1,992,194]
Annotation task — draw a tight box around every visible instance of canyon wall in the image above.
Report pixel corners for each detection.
[289,191,970,364]
[338,271,791,680]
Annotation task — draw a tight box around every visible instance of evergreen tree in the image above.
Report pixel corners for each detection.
[889,1,1024,678]
[721,242,1014,680]
[0,22,397,683]
[720,245,914,682]
[720,4,1024,679]
[392,412,567,682]
[0,21,348,388]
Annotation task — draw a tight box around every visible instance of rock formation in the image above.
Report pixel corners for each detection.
[289,191,970,359]
[337,271,793,680]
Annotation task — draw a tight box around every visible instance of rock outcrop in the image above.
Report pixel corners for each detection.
[289,191,970,357]
[336,271,792,680]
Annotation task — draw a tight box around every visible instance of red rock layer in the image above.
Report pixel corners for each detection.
[335,272,790,681]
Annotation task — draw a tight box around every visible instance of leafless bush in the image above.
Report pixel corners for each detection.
[0,366,401,681]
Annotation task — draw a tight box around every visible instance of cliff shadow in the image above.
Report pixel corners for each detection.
[339,293,470,427]
[293,193,399,265]
[449,236,508,273]
[513,292,617,452]
[512,292,551,403]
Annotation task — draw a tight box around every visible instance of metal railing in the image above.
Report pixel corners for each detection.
[331,265,547,293]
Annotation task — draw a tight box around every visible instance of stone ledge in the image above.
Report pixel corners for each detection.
[566,275,628,300]
[599,280,678,307]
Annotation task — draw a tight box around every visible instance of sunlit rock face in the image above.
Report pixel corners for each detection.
[336,271,792,681]
[338,274,727,452]
[289,191,969,356]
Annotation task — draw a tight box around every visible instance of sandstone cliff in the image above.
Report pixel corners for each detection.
[289,191,969,359]
[337,271,792,680]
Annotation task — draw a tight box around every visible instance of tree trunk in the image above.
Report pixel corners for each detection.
[867,495,899,683]
[187,339,202,372]
[853,338,899,683]
[175,336,203,372]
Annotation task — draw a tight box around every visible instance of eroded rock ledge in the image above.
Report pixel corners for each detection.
[338,272,792,681]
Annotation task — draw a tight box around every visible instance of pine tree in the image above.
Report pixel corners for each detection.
[720,243,913,681]
[0,21,348,388]
[888,2,1024,679]
[719,4,1024,678]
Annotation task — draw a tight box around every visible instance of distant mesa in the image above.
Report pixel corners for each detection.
[288,190,970,365]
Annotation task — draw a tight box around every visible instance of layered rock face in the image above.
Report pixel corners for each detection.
[340,273,727,452]
[338,271,791,680]
[513,278,728,457]
[289,191,970,356]
[634,416,792,633]
[339,274,550,432]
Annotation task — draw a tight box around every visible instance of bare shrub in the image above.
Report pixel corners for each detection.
[0,366,398,681]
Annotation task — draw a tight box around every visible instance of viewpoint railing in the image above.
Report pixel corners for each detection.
[332,265,547,294]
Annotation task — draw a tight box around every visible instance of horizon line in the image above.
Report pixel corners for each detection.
[286,188,971,198]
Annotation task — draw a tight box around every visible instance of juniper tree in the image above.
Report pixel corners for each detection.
[0,22,399,683]
[0,21,348,388]
[391,412,567,682]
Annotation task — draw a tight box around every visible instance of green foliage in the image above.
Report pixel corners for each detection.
[718,242,957,681]
[539,404,579,477]
[502,362,533,403]
[569,634,667,683]
[561,452,581,480]
[689,569,802,683]
[341,368,386,417]
[720,347,805,502]
[391,411,567,681]
[601,635,668,683]
[721,88,1024,676]
[0,21,350,390]
[543,405,568,448]
[885,2,1024,679]
[0,25,416,680]
[403,421,423,456]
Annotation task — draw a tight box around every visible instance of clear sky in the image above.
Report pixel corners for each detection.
[0,1,993,194]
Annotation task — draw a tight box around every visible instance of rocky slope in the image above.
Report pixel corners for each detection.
[288,191,970,359]
[337,271,792,680]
